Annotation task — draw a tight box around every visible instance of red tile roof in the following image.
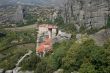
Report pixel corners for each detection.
[36,37,52,53]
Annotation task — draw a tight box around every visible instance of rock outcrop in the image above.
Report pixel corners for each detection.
[18,71,34,73]
[62,0,110,30]
[90,28,110,46]
[53,69,64,73]
[0,69,4,73]
[12,5,24,23]
[5,70,13,73]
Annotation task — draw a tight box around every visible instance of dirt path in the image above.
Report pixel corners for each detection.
[13,50,33,73]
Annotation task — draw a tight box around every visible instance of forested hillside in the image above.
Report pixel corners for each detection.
[0,0,110,73]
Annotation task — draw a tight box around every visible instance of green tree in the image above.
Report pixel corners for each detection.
[62,39,110,73]
[107,16,110,28]
[79,59,96,73]
[20,53,40,70]
[54,16,64,27]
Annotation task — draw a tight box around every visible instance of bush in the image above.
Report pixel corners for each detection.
[20,53,41,71]
[35,60,55,73]
[62,39,110,73]
[0,30,36,70]
[79,60,96,73]
[0,50,25,70]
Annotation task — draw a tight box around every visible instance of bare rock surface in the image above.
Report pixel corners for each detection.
[0,69,4,73]
[90,29,110,46]
[5,70,13,73]
[18,71,34,73]
[53,69,64,73]
[62,0,110,30]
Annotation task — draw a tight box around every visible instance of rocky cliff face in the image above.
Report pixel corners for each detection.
[62,0,110,30]
[12,5,24,23]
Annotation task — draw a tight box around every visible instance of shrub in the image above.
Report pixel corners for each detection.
[20,53,40,71]
[107,16,110,28]
[62,39,110,73]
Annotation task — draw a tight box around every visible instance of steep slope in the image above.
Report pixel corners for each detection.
[90,28,110,46]
[62,0,110,30]
[18,0,51,5]
[50,0,67,7]
[0,0,16,5]
[0,0,50,6]
[0,0,66,6]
